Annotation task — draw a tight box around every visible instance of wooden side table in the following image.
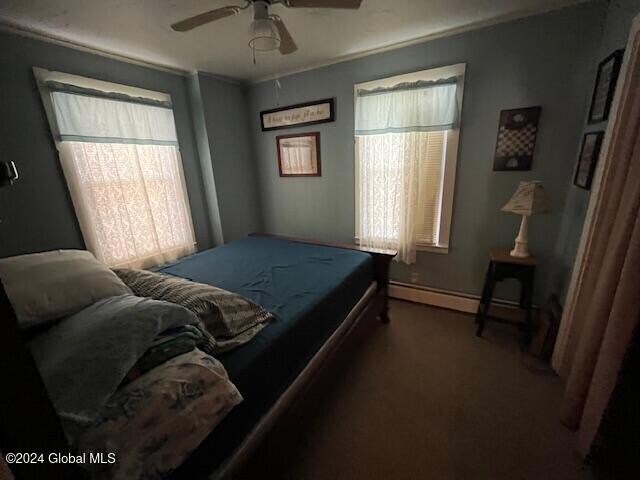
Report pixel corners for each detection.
[475,248,537,346]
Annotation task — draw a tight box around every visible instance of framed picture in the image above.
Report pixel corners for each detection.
[276,132,321,177]
[493,106,541,171]
[588,49,624,124]
[574,132,604,190]
[261,98,334,131]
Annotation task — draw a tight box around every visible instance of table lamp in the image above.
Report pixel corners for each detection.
[501,180,548,258]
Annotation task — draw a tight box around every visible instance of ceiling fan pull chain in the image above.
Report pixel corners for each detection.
[274,52,283,105]
[275,76,282,105]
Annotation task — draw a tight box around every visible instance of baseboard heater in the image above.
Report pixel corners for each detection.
[389,281,535,314]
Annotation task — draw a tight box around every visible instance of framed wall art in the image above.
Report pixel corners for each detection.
[276,132,321,177]
[574,131,604,190]
[261,98,334,131]
[493,106,541,171]
[588,49,624,124]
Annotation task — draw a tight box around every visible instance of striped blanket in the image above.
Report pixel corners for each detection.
[114,268,273,353]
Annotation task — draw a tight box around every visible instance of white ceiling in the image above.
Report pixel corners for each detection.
[0,0,584,82]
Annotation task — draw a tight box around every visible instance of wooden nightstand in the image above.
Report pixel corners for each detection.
[475,248,538,346]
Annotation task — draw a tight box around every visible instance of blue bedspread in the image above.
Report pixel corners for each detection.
[159,235,374,477]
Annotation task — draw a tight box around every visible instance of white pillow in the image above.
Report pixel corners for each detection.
[0,250,131,327]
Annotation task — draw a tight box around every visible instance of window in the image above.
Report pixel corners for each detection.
[35,68,196,268]
[354,64,465,263]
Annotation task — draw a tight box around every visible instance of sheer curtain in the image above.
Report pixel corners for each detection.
[355,77,458,263]
[45,81,196,268]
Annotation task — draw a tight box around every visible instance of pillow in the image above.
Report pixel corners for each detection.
[0,250,131,327]
[114,268,273,341]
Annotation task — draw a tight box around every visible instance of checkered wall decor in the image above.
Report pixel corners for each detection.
[493,106,541,171]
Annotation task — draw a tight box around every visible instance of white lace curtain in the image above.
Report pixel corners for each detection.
[355,78,458,263]
[47,83,196,268]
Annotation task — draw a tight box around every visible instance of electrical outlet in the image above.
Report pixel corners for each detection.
[410,271,420,283]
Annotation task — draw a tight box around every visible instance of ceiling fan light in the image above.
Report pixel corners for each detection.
[248,18,281,52]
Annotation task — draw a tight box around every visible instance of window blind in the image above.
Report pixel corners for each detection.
[415,130,446,245]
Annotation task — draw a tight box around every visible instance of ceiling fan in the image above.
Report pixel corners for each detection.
[171,0,363,56]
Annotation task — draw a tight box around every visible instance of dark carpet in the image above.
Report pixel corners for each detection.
[234,300,592,480]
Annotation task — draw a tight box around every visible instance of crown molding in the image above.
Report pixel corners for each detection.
[0,20,190,76]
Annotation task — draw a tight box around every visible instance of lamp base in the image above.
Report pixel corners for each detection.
[510,215,531,258]
[510,241,530,258]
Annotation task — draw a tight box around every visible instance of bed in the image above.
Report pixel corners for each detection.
[0,234,395,479]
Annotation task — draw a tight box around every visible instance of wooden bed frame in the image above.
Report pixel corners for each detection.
[0,234,395,479]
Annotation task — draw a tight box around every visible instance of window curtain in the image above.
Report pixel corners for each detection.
[356,77,458,263]
[46,82,196,268]
[558,29,640,459]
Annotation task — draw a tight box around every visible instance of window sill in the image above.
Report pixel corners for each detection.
[354,238,449,255]
[417,244,449,254]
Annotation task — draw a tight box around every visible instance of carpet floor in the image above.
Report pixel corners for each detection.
[235,300,592,480]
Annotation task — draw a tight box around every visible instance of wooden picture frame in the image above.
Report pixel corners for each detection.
[276,132,321,177]
[261,98,334,131]
[574,131,604,190]
[588,49,624,124]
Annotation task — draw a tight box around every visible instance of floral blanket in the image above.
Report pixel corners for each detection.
[78,349,242,480]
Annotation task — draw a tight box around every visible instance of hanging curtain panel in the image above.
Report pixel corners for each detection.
[356,77,457,263]
[38,74,196,268]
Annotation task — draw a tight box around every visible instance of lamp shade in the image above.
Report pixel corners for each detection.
[501,180,548,216]
[248,18,280,52]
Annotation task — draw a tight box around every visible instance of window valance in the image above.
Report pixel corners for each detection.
[355,76,459,135]
[49,89,178,145]
[45,81,173,108]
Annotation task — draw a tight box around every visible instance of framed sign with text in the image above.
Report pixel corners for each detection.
[261,98,334,131]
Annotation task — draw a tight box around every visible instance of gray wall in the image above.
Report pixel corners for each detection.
[247,2,606,303]
[0,30,213,257]
[2,1,632,306]
[194,73,263,242]
[551,0,640,303]
[0,31,264,258]
[187,72,226,247]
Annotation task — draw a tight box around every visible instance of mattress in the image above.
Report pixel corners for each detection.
[160,235,374,477]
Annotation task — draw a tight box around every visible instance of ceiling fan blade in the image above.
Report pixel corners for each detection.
[272,16,298,55]
[286,0,362,8]
[171,6,239,32]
